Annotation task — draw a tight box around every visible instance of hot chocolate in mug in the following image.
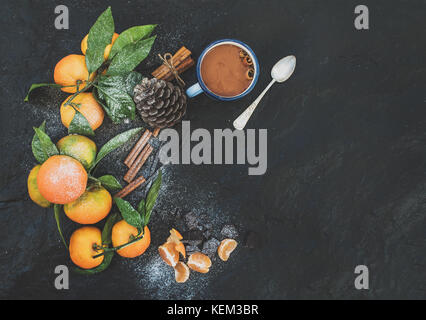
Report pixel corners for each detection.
[186,39,260,101]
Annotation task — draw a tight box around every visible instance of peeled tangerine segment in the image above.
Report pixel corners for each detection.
[187,252,212,273]
[166,228,186,258]
[217,239,238,262]
[167,228,183,242]
[174,262,190,283]
[174,242,186,259]
[158,242,179,267]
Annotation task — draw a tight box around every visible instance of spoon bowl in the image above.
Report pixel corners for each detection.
[271,55,296,83]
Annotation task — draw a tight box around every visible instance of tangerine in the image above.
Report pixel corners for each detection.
[60,93,104,131]
[37,155,87,204]
[69,226,104,269]
[64,186,112,224]
[27,165,51,208]
[54,55,94,93]
[111,221,150,258]
[56,134,97,170]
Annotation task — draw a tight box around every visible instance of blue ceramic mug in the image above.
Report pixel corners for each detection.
[186,39,260,101]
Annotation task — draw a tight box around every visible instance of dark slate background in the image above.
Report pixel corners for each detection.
[1,0,426,299]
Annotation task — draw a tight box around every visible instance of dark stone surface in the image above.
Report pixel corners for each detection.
[1,0,426,299]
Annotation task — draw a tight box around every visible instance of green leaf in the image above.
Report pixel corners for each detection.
[137,198,146,216]
[144,170,162,225]
[96,76,136,124]
[32,121,48,163]
[92,127,142,169]
[114,197,143,229]
[74,251,114,275]
[33,126,59,161]
[109,25,156,59]
[123,72,143,97]
[54,204,68,249]
[85,7,115,74]
[24,83,62,102]
[98,175,122,192]
[107,36,156,76]
[68,107,95,137]
[102,212,120,245]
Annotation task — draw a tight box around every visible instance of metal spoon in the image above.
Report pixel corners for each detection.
[233,55,296,130]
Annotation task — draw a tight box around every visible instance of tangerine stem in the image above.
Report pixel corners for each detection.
[92,229,146,259]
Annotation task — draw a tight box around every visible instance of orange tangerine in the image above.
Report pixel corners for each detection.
[64,186,112,225]
[174,262,190,283]
[187,252,211,274]
[27,165,51,208]
[37,155,87,204]
[217,239,238,262]
[158,242,179,267]
[69,226,104,269]
[54,55,95,93]
[60,93,104,131]
[111,221,150,258]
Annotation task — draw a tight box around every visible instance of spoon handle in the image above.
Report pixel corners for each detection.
[233,79,276,130]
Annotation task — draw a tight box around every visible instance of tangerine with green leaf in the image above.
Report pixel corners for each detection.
[111,220,151,258]
[27,165,51,208]
[60,93,104,131]
[56,134,97,170]
[64,186,112,225]
[69,226,104,269]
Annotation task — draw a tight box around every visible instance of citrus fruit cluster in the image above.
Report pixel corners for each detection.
[26,7,157,128]
[28,121,145,271]
[25,7,162,275]
[54,33,120,132]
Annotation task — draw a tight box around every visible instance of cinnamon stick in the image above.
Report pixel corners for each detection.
[153,128,160,137]
[163,57,195,81]
[115,175,146,198]
[124,144,153,183]
[152,47,191,78]
[124,129,152,168]
[152,46,192,80]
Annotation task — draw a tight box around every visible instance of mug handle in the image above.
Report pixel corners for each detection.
[186,83,203,98]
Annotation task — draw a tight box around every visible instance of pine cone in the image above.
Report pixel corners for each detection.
[133,77,187,128]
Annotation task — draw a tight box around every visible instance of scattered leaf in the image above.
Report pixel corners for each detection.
[96,78,135,123]
[144,170,162,225]
[24,83,62,102]
[98,175,122,191]
[107,36,156,76]
[92,127,142,169]
[68,107,95,137]
[109,25,156,58]
[114,197,143,229]
[33,126,59,161]
[102,212,120,245]
[85,7,115,74]
[123,72,143,97]
[74,251,114,275]
[32,121,48,163]
[137,198,146,217]
[54,204,68,249]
